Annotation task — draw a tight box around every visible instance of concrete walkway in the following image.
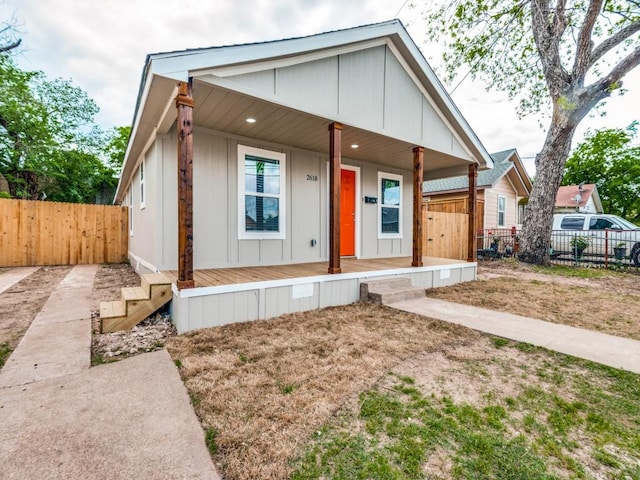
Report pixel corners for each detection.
[0,266,39,294]
[1,265,96,387]
[0,265,220,479]
[390,297,640,374]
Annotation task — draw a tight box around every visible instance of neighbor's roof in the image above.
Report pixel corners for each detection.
[555,184,602,210]
[423,148,531,194]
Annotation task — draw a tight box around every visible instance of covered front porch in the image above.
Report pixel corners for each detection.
[164,256,475,333]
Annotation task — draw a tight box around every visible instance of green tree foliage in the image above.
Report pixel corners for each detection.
[563,123,640,222]
[0,54,123,203]
[103,125,130,175]
[422,0,640,264]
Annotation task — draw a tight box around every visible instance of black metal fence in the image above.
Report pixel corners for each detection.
[477,228,640,269]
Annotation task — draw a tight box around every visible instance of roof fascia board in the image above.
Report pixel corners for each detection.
[148,21,402,79]
[115,65,155,203]
[505,171,519,195]
[509,150,533,192]
[383,40,479,164]
[507,161,532,196]
[115,77,177,203]
[196,38,387,77]
[116,124,159,204]
[157,85,179,133]
[591,187,604,212]
[388,26,493,170]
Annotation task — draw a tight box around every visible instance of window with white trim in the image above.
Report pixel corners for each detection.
[139,160,145,209]
[378,172,402,238]
[497,195,506,227]
[238,145,286,239]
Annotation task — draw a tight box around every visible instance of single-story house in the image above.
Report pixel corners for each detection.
[114,19,494,332]
[422,148,532,230]
[555,184,603,213]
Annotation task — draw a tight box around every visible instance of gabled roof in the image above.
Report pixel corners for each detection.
[423,149,532,196]
[555,184,603,212]
[117,20,495,202]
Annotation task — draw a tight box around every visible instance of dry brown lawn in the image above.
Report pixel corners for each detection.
[166,261,640,479]
[428,261,640,340]
[167,304,476,480]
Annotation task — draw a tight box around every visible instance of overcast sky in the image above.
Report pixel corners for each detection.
[2,0,639,175]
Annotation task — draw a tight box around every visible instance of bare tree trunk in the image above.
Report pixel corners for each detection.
[518,121,577,265]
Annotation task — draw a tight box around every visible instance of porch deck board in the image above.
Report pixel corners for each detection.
[163,256,466,288]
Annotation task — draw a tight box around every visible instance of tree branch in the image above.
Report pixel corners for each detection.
[572,0,603,80]
[572,44,640,124]
[589,21,640,68]
[599,43,640,87]
[0,37,21,53]
[554,0,568,38]
[531,0,571,98]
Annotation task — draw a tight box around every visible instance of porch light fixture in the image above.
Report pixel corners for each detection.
[351,144,359,149]
[245,117,257,123]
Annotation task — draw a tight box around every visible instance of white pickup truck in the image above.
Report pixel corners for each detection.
[551,213,640,265]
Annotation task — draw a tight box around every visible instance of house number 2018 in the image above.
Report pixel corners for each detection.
[306,174,318,181]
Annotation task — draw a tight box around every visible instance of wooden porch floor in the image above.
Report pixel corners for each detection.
[163,256,467,288]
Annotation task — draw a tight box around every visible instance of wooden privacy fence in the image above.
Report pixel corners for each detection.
[0,199,128,267]
[422,208,469,260]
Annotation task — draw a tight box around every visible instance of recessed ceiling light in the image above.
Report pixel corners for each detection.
[246,117,256,123]
[351,144,359,149]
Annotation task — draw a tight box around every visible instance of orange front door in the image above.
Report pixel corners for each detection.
[340,169,356,256]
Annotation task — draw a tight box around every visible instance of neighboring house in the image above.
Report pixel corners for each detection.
[115,20,493,332]
[555,184,603,213]
[422,149,532,230]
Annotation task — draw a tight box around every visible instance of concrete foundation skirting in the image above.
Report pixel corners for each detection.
[171,263,476,333]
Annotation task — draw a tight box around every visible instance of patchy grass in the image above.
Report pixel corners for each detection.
[532,264,626,279]
[0,341,12,368]
[166,264,640,479]
[293,339,640,480]
[167,303,472,480]
[427,267,640,340]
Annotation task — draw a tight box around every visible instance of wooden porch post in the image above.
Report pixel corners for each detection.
[467,163,478,262]
[328,122,343,274]
[176,80,195,289]
[412,147,424,267]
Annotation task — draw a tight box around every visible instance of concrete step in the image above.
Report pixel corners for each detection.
[360,277,425,304]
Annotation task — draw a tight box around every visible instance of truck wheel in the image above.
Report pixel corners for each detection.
[632,244,640,267]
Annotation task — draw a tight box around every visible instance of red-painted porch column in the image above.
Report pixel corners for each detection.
[467,163,478,262]
[412,147,425,267]
[328,122,342,274]
[176,80,195,289]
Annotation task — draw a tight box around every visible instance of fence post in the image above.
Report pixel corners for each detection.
[604,229,609,269]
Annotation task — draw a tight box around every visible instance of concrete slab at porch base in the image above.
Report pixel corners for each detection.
[390,297,640,374]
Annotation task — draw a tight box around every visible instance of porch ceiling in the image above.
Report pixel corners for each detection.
[192,80,471,178]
